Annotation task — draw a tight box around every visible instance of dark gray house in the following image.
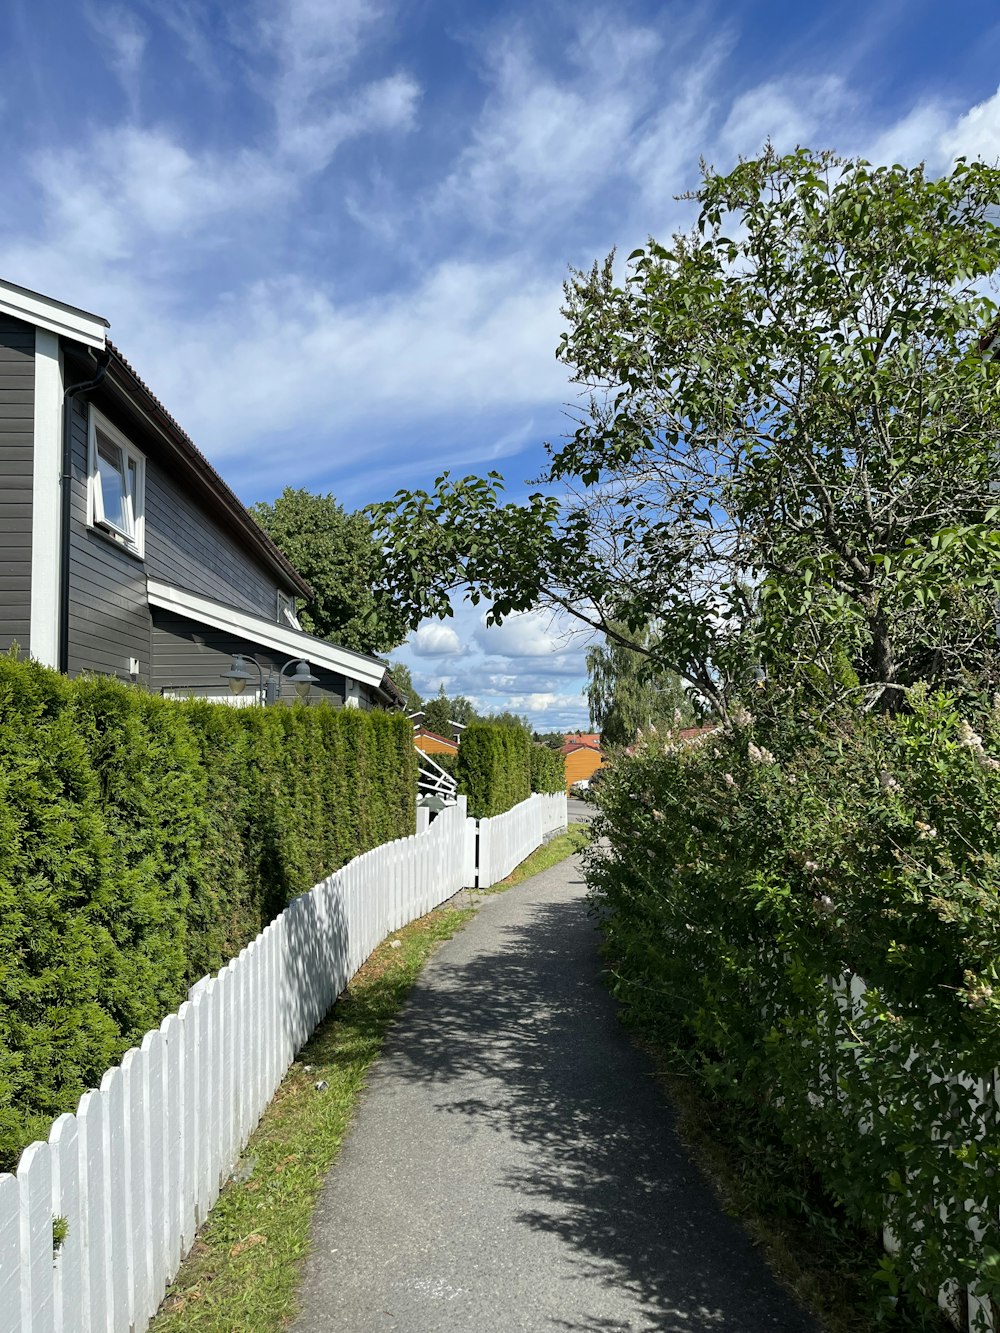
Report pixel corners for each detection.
[0,277,403,710]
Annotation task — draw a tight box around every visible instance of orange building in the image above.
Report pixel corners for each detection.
[413,726,459,757]
[560,738,605,792]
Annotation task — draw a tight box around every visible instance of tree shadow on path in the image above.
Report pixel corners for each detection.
[377,864,818,1331]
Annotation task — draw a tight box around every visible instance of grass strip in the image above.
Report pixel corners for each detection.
[150,906,473,1332]
[152,822,587,1331]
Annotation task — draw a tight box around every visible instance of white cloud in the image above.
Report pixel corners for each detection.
[474,609,588,658]
[862,102,953,168]
[716,75,856,162]
[410,623,464,657]
[133,261,567,482]
[86,5,147,115]
[477,610,565,658]
[942,86,1000,164]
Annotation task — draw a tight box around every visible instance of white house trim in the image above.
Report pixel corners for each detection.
[0,278,107,350]
[28,330,63,667]
[146,580,387,686]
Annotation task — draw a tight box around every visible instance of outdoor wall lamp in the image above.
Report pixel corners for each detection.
[223,653,263,699]
[222,654,319,704]
[275,657,319,703]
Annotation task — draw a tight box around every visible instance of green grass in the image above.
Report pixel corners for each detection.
[151,823,588,1330]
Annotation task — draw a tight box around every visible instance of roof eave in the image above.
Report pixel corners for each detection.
[102,348,313,601]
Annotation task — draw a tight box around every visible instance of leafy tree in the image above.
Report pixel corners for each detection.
[482,710,532,731]
[252,488,409,656]
[586,626,694,747]
[386,660,422,713]
[533,731,567,750]
[421,686,452,737]
[370,150,1000,716]
[420,686,479,737]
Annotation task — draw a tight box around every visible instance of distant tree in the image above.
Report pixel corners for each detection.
[448,696,479,727]
[251,488,408,655]
[386,661,422,713]
[422,686,453,737]
[482,710,532,731]
[587,626,694,748]
[422,686,479,736]
[533,731,567,750]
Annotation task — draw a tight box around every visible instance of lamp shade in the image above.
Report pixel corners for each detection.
[290,659,319,698]
[223,654,251,694]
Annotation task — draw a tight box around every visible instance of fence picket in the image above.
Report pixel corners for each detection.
[0,1174,21,1333]
[20,1142,55,1333]
[48,1115,80,1333]
[76,1093,108,1331]
[99,1067,129,1329]
[121,1049,150,1328]
[140,1031,166,1317]
[159,1014,183,1278]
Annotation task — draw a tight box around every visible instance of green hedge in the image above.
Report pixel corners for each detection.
[0,656,416,1170]
[529,742,565,794]
[590,692,1000,1323]
[455,723,531,818]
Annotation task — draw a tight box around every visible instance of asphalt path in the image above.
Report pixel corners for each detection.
[291,845,819,1332]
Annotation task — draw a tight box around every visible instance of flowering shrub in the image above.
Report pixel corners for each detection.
[590,691,1000,1324]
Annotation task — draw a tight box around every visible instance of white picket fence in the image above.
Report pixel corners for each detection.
[0,800,475,1333]
[476,792,568,887]
[822,973,998,1332]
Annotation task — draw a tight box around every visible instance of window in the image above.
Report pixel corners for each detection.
[88,409,144,556]
[277,590,300,629]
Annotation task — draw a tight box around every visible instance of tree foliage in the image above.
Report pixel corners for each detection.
[592,691,1000,1323]
[370,150,1000,716]
[455,723,532,819]
[586,624,695,747]
[253,488,409,655]
[420,685,478,737]
[529,742,566,794]
[386,660,422,713]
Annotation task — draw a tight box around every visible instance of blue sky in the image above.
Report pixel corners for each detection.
[3,0,1000,730]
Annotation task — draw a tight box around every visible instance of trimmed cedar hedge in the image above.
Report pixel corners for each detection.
[529,742,565,795]
[0,655,416,1170]
[456,723,532,818]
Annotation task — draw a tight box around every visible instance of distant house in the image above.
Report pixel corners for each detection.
[413,726,459,757]
[0,277,403,709]
[560,735,605,792]
[564,732,602,749]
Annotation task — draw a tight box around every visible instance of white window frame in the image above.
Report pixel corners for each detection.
[88,407,145,557]
[276,589,300,629]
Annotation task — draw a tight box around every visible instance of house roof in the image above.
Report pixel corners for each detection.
[413,726,459,750]
[147,580,390,687]
[0,277,108,349]
[103,343,313,601]
[0,275,313,602]
[564,732,601,747]
[560,739,603,755]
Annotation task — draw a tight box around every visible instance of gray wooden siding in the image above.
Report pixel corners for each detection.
[63,386,297,683]
[150,609,368,706]
[143,461,286,618]
[65,396,150,680]
[0,316,34,656]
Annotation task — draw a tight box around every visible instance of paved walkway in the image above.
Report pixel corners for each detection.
[292,850,819,1332]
